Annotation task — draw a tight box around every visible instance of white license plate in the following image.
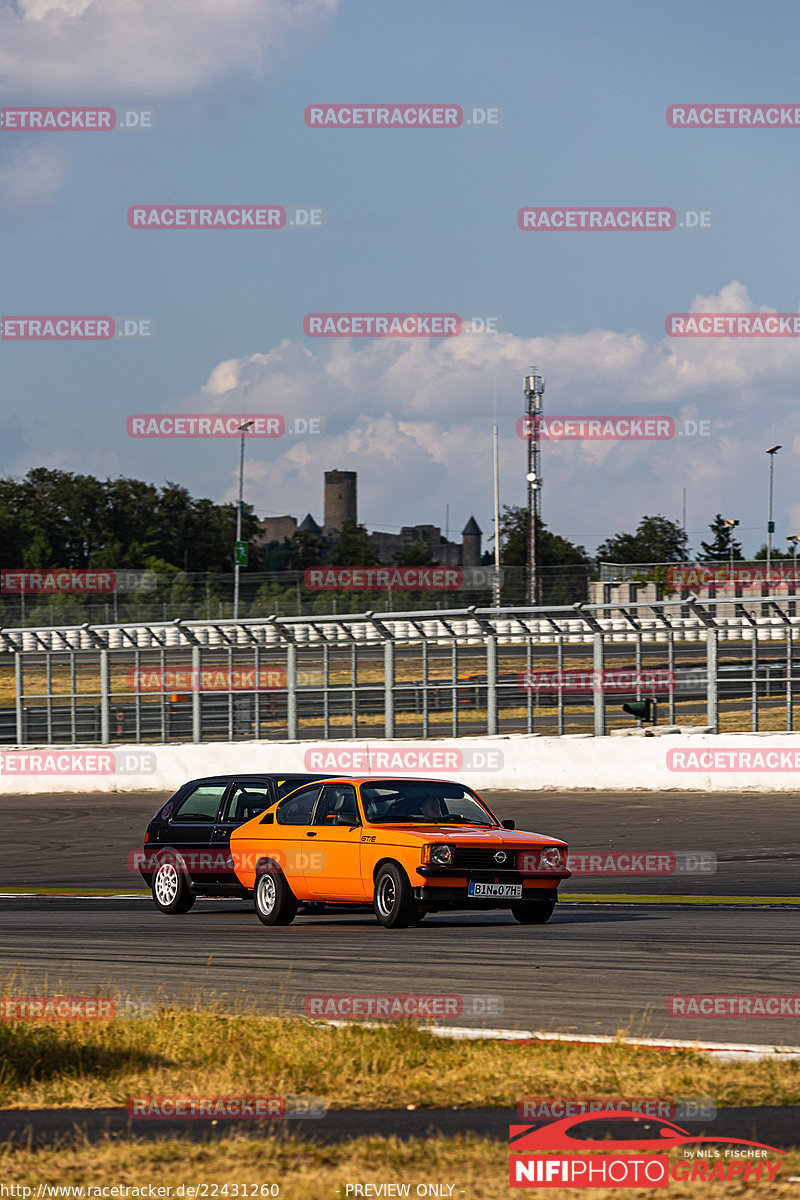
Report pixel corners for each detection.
[468,882,523,899]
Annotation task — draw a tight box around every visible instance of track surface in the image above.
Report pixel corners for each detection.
[0,791,797,1045]
[0,898,797,1043]
[1,789,798,896]
[1,1105,798,1149]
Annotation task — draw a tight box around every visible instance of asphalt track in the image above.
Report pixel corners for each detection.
[0,791,798,1043]
[0,896,798,1043]
[1,789,798,1150]
[1,788,798,896]
[1,1105,799,1149]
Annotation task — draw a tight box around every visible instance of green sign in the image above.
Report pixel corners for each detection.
[235,541,248,566]
[768,521,775,533]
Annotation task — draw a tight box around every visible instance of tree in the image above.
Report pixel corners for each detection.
[700,515,743,561]
[287,530,325,570]
[394,539,434,566]
[498,505,592,604]
[261,538,293,572]
[330,520,378,566]
[596,515,689,565]
[0,467,260,572]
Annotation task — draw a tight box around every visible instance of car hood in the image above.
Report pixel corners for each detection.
[366,825,565,846]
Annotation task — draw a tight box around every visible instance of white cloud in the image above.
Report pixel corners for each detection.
[0,0,340,96]
[0,142,69,213]
[178,283,800,552]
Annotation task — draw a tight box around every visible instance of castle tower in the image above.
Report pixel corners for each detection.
[461,516,482,567]
[324,470,357,536]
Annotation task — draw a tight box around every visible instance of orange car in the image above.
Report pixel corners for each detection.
[231,777,569,928]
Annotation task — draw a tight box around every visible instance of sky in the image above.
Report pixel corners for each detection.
[1,0,800,560]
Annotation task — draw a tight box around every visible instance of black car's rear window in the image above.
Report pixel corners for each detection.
[171,784,227,823]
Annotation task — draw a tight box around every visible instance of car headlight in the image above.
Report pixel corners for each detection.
[518,846,565,873]
[424,843,454,866]
[539,846,565,872]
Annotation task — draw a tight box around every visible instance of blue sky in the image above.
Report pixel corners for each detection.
[1,0,800,558]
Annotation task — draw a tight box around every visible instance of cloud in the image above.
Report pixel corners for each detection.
[172,283,800,551]
[0,143,70,214]
[0,0,340,97]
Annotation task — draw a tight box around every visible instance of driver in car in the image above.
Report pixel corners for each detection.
[420,795,446,820]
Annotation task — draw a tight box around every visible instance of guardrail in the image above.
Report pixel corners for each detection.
[1,596,799,744]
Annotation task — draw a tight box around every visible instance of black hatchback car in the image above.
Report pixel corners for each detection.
[138,773,339,913]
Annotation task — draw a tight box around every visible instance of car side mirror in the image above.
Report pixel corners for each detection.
[502,819,516,830]
[335,813,360,827]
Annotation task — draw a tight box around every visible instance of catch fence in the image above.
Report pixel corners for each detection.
[1,597,799,744]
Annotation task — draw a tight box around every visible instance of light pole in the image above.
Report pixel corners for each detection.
[722,518,739,587]
[766,444,782,573]
[524,370,545,605]
[492,421,501,608]
[233,419,254,621]
[787,535,799,590]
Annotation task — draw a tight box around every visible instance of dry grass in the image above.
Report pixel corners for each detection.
[0,992,797,1111]
[0,1134,797,1198]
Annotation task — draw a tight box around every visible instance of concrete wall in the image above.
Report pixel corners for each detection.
[1,732,799,794]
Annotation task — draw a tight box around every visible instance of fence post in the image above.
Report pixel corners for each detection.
[593,631,606,736]
[287,641,297,740]
[14,652,23,744]
[100,649,110,744]
[706,627,719,733]
[191,644,201,743]
[384,638,395,739]
[486,634,498,735]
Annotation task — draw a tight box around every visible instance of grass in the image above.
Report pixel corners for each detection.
[0,1135,797,1198]
[0,991,797,1111]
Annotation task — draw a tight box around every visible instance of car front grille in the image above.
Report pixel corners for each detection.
[452,847,517,871]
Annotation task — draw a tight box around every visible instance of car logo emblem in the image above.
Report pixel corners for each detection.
[494,851,507,864]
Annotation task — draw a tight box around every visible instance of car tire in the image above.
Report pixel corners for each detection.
[254,865,298,926]
[373,863,415,928]
[152,857,196,915]
[511,899,556,925]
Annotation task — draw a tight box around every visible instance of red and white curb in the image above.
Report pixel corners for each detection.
[322,1020,800,1062]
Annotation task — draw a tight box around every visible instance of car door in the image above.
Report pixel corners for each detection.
[272,783,323,898]
[212,780,274,889]
[303,783,366,901]
[166,782,230,886]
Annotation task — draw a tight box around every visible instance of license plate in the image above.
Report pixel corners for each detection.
[468,881,523,899]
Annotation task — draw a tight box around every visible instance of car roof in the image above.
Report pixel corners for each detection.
[321,777,474,786]
[179,773,349,786]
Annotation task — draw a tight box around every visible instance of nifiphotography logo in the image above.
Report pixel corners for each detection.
[508,1111,784,1187]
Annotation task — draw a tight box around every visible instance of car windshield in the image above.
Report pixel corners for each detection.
[362,782,496,825]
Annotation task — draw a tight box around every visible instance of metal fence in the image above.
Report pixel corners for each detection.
[0,564,593,628]
[1,596,799,745]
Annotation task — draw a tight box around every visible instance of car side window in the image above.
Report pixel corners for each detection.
[172,784,227,823]
[275,777,314,800]
[276,785,321,826]
[314,785,359,825]
[223,784,272,823]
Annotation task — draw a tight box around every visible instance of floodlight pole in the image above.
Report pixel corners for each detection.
[766,445,782,573]
[233,420,254,621]
[524,370,545,605]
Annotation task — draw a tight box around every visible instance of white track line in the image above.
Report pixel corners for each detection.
[321,1020,800,1061]
[0,892,149,900]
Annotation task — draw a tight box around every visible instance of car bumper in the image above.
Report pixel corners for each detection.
[412,885,559,906]
[416,866,570,880]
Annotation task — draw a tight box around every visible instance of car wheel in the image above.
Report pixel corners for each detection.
[152,857,195,915]
[373,863,414,928]
[254,866,298,926]
[511,899,556,925]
